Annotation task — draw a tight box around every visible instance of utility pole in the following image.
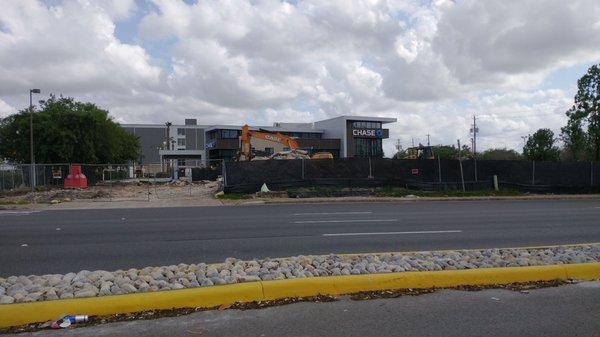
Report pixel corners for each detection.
[411,138,415,147]
[470,115,478,157]
[426,134,431,146]
[29,89,41,193]
[395,139,402,159]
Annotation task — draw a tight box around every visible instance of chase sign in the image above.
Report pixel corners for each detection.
[352,128,384,138]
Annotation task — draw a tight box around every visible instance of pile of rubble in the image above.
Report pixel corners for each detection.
[0,244,597,304]
[251,150,311,161]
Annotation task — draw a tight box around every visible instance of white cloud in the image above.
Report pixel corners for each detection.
[0,0,161,96]
[433,0,600,86]
[0,98,16,118]
[1,0,600,157]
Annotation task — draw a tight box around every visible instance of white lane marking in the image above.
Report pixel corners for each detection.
[292,211,373,216]
[0,211,38,216]
[293,219,397,224]
[20,243,28,247]
[322,230,462,237]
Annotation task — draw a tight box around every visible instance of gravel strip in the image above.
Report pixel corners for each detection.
[1,244,598,304]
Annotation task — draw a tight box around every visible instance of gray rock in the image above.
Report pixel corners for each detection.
[99,285,112,296]
[200,278,214,287]
[74,289,97,298]
[59,292,74,299]
[170,283,184,290]
[0,295,14,304]
[121,284,137,294]
[44,289,59,301]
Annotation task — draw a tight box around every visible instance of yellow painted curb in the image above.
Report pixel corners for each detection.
[0,282,262,328]
[1,263,599,328]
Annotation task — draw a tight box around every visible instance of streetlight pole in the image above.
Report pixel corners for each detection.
[29,89,41,193]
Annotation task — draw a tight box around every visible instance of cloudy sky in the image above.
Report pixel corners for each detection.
[1,0,600,156]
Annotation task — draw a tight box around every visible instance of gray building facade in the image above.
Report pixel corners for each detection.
[122,115,396,167]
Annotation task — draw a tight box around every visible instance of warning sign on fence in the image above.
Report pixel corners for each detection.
[411,168,419,175]
[52,169,62,179]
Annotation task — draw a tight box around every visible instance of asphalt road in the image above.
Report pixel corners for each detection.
[14,282,600,337]
[1,199,600,276]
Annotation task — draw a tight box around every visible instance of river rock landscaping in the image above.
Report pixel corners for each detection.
[1,244,598,304]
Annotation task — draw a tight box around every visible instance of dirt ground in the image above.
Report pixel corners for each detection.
[0,180,222,209]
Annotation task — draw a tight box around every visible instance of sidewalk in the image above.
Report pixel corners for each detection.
[12,282,600,337]
[4,193,600,211]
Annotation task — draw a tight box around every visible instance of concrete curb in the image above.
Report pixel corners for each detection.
[255,194,600,205]
[1,262,598,328]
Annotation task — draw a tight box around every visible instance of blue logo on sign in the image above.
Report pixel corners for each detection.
[375,129,383,138]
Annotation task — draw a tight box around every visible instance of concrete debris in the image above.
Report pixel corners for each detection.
[0,244,597,305]
[1,180,220,205]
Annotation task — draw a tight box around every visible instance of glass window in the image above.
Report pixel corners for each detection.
[353,121,382,129]
[354,138,383,157]
[177,128,185,136]
[264,147,274,155]
[177,159,185,166]
[221,130,240,139]
[177,138,186,146]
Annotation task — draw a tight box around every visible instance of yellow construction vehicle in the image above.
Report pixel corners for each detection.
[406,144,435,159]
[238,124,333,161]
[311,152,334,159]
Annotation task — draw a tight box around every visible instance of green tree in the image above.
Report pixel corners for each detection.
[479,148,523,160]
[393,148,407,159]
[523,129,560,161]
[0,95,140,164]
[561,64,600,160]
[431,145,471,159]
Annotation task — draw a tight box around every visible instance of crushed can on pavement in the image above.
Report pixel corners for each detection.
[42,314,89,329]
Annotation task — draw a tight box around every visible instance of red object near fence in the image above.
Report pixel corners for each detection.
[64,164,88,189]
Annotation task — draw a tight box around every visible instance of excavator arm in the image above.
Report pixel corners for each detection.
[239,124,299,161]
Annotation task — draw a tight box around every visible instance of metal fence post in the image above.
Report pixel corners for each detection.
[458,159,466,192]
[301,159,305,180]
[368,157,373,179]
[437,156,442,183]
[109,166,113,202]
[474,158,478,182]
[154,174,158,199]
[531,160,535,186]
[1,168,4,191]
[222,160,227,187]
[457,139,465,192]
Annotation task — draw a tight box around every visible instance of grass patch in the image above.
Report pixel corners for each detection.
[375,187,524,198]
[216,193,252,200]
[0,199,29,205]
[286,185,525,198]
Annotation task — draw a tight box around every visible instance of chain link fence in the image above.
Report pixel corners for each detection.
[0,162,221,203]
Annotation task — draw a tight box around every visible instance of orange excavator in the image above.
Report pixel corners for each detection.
[238,124,333,161]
